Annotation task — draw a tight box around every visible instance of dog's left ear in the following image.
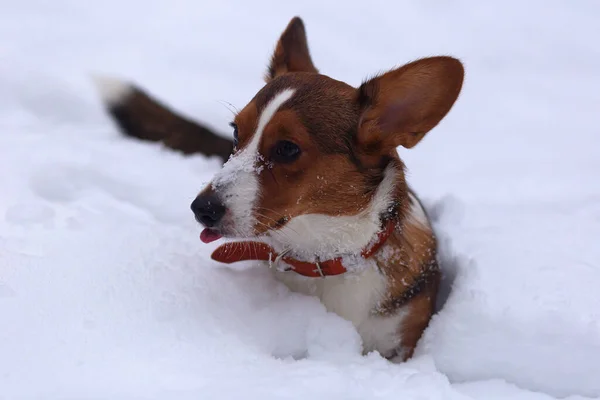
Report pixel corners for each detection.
[265,17,318,82]
[356,56,464,152]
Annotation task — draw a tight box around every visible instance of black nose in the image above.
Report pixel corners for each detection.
[190,194,226,227]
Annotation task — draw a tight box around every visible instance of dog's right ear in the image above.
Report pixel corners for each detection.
[265,17,318,82]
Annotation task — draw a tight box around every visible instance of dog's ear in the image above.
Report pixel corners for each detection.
[265,17,318,82]
[356,57,464,152]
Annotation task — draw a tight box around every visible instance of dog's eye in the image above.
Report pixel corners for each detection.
[271,140,301,164]
[229,122,239,148]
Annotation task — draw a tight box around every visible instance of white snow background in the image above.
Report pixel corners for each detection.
[1,1,600,399]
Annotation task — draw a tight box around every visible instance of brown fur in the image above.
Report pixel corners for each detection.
[357,57,464,152]
[398,273,440,359]
[265,17,318,82]
[103,84,233,160]
[231,73,387,235]
[97,15,464,361]
[373,184,440,360]
[225,18,462,360]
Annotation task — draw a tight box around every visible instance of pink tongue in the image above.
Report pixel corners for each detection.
[200,228,223,244]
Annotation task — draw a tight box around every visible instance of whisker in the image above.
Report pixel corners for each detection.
[252,241,259,263]
[253,215,297,244]
[216,100,239,116]
[254,208,302,237]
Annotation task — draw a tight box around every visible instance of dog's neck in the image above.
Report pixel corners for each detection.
[210,216,397,277]
[209,160,436,303]
[257,163,414,266]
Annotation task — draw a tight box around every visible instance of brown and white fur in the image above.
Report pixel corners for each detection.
[94,17,464,362]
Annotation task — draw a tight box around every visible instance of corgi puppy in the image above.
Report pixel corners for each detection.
[95,16,464,361]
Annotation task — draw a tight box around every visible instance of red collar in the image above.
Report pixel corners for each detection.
[210,219,396,278]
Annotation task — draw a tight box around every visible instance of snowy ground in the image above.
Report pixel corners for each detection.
[1,1,600,399]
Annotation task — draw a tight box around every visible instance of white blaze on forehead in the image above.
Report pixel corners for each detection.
[210,88,296,236]
[250,88,296,153]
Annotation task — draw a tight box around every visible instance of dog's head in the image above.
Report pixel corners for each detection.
[192,17,464,257]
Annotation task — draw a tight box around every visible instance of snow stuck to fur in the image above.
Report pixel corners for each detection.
[2,1,600,399]
[209,89,295,236]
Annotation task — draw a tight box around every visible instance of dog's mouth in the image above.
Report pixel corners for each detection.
[197,212,289,244]
[198,222,280,245]
[199,228,223,244]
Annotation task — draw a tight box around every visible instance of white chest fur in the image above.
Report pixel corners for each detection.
[272,260,407,358]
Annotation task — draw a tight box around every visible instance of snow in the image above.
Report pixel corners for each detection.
[1,0,599,399]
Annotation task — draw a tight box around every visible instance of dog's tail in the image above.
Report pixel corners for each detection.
[92,76,232,162]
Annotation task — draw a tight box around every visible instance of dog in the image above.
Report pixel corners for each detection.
[95,16,464,362]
